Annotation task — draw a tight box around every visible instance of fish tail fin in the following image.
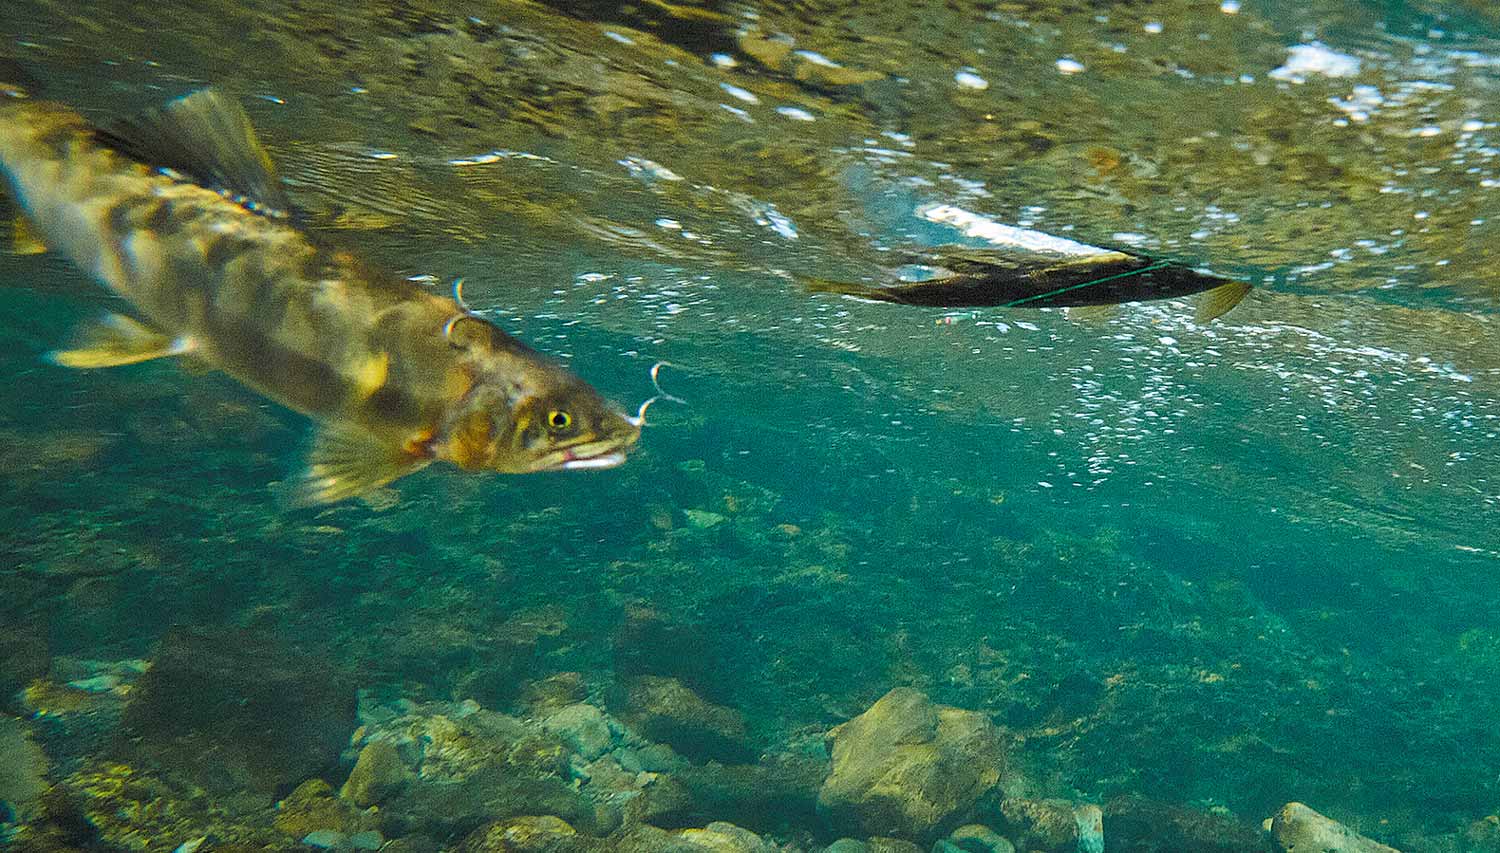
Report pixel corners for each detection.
[1194,280,1252,323]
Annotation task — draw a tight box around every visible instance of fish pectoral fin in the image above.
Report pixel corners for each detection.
[97,87,294,219]
[292,424,430,506]
[47,313,195,368]
[12,213,47,255]
[1194,280,1253,323]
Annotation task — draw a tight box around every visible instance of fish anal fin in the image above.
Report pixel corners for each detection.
[12,213,47,255]
[1064,304,1119,325]
[1195,280,1253,323]
[292,423,430,506]
[48,313,195,368]
[97,88,294,219]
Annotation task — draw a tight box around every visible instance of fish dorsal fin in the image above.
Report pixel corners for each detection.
[292,423,430,506]
[1194,280,1253,323]
[47,313,195,368]
[98,88,293,218]
[12,212,47,255]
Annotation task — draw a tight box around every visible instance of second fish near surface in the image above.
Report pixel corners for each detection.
[0,86,641,504]
[806,208,1252,323]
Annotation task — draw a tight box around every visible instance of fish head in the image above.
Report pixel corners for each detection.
[438,349,640,476]
[497,370,643,473]
[436,315,640,474]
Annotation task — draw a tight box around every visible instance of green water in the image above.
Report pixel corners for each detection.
[3,0,1500,851]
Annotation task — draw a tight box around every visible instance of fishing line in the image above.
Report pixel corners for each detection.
[629,361,686,427]
[1000,260,1173,308]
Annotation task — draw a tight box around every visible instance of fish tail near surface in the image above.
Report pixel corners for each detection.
[1195,280,1253,323]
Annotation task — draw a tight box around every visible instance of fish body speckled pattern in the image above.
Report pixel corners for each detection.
[0,87,638,503]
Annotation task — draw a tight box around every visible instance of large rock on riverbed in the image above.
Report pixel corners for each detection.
[1269,803,1402,853]
[817,688,1004,842]
[114,626,355,798]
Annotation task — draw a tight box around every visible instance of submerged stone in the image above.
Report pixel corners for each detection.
[818,688,1003,843]
[615,820,775,853]
[302,829,348,849]
[1269,803,1401,853]
[0,715,48,818]
[948,823,1014,853]
[541,703,614,761]
[274,778,380,839]
[1000,798,1102,853]
[620,675,754,764]
[1104,795,1274,853]
[340,739,408,807]
[114,626,356,798]
[458,814,588,852]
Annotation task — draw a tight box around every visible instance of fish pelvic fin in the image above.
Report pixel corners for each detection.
[291,423,431,506]
[1195,280,1252,323]
[47,313,196,368]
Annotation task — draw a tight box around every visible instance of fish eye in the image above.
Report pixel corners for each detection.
[547,409,573,431]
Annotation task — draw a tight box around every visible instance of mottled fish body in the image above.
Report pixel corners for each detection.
[0,88,639,503]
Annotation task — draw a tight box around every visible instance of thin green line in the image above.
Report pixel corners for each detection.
[1000,260,1173,308]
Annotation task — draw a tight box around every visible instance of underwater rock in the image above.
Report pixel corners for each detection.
[518,673,590,717]
[1467,815,1500,852]
[948,823,1014,853]
[303,829,349,848]
[394,770,598,839]
[614,820,776,853]
[115,625,356,798]
[865,839,923,853]
[672,754,826,833]
[613,606,720,698]
[350,699,602,837]
[404,706,569,780]
[625,773,700,828]
[1269,803,1401,853]
[817,688,1003,843]
[823,841,870,853]
[541,703,615,762]
[273,778,380,839]
[458,814,598,853]
[1104,795,1275,853]
[0,617,49,711]
[0,715,48,819]
[340,740,408,807]
[999,798,1103,853]
[619,675,754,764]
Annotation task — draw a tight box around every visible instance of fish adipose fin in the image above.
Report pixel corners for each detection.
[294,423,431,506]
[97,88,294,218]
[1195,280,1253,323]
[48,313,195,368]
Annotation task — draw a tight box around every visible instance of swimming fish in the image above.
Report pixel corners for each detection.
[0,86,641,504]
[806,242,1252,324]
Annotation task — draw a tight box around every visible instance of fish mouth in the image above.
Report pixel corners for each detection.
[539,437,635,472]
[557,448,628,471]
